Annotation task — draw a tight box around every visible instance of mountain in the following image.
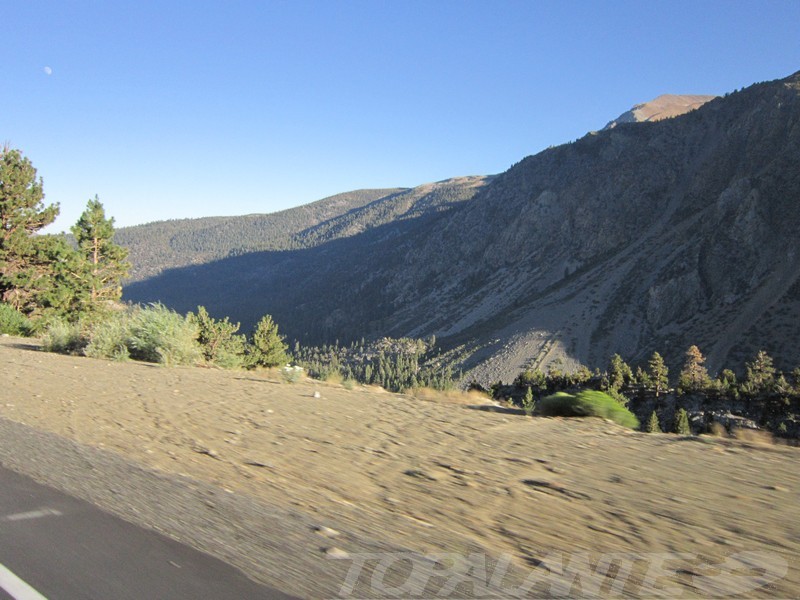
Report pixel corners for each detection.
[121,175,491,330]
[116,188,404,282]
[117,179,491,283]
[124,71,800,384]
[603,94,717,129]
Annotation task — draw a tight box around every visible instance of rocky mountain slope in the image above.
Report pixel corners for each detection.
[124,71,800,384]
[603,94,717,129]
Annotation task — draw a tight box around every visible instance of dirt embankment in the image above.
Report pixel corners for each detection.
[1,336,798,598]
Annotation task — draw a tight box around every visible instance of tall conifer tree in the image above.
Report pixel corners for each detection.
[0,147,60,312]
[71,196,130,313]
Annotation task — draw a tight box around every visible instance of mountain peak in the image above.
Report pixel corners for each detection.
[603,93,717,129]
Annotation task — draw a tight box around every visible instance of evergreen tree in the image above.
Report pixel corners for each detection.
[648,352,669,397]
[522,386,535,416]
[678,345,711,393]
[71,196,130,313]
[607,353,634,390]
[0,147,60,312]
[716,369,738,395]
[634,366,652,388]
[34,235,87,316]
[188,305,246,367]
[248,314,288,367]
[571,365,593,386]
[673,408,691,435]
[791,367,800,395]
[744,350,776,395]
[646,410,661,433]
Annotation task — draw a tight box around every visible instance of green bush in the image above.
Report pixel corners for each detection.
[40,319,87,354]
[538,390,640,429]
[281,364,304,383]
[128,304,201,365]
[83,304,201,366]
[84,311,134,361]
[0,303,33,336]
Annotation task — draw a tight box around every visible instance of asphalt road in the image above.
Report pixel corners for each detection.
[0,465,295,600]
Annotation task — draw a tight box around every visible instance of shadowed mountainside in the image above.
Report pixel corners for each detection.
[117,188,405,282]
[125,71,800,384]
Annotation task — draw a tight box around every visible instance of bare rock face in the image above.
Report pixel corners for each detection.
[603,94,717,129]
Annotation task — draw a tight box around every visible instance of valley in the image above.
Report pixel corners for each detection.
[120,71,800,385]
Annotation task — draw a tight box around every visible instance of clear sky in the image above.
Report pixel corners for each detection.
[2,1,799,232]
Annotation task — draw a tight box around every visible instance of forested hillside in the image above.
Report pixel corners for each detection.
[117,188,403,281]
[118,178,489,282]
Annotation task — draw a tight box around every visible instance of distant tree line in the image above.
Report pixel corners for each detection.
[292,336,457,393]
[490,345,800,438]
[115,183,486,284]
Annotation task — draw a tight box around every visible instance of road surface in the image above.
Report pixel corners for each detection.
[0,465,294,599]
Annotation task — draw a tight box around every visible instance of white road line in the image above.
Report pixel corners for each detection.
[0,562,48,600]
[1,509,62,523]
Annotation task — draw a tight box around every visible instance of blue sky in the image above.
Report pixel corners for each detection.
[2,1,799,232]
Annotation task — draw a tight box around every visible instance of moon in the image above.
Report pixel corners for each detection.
[43,66,53,76]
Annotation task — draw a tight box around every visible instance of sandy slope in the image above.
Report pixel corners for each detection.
[1,336,798,598]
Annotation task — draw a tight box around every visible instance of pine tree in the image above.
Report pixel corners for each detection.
[34,235,86,315]
[248,314,288,368]
[646,410,661,433]
[522,386,535,416]
[678,345,711,393]
[673,408,691,435]
[0,147,60,312]
[607,354,634,390]
[648,352,669,397]
[744,350,776,395]
[188,305,246,367]
[635,366,652,388]
[71,196,130,313]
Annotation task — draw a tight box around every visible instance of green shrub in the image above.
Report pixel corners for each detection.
[0,303,33,336]
[40,319,87,354]
[281,364,304,383]
[83,304,201,366]
[128,304,201,366]
[538,390,640,429]
[84,312,133,361]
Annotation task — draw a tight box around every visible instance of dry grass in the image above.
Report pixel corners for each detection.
[408,386,493,405]
[708,422,728,437]
[732,427,776,445]
[320,371,344,385]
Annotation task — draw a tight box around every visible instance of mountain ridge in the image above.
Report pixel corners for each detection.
[116,188,406,281]
[603,93,717,129]
[123,70,800,384]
